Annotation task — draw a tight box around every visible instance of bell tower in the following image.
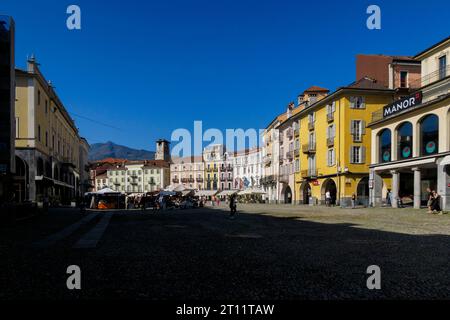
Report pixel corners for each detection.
[155,139,171,162]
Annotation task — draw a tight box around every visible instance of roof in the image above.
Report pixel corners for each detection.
[415,35,450,59]
[345,77,387,90]
[303,86,329,93]
[171,155,204,164]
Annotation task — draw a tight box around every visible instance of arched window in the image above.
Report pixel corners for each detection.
[420,114,439,156]
[397,122,413,160]
[378,129,391,163]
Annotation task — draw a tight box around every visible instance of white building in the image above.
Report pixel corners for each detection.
[230,147,262,190]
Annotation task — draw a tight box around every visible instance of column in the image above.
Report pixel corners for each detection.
[390,170,399,208]
[412,167,421,209]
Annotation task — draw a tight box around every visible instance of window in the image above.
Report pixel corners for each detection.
[308,112,315,123]
[15,117,19,138]
[439,55,447,80]
[45,131,48,147]
[378,129,392,163]
[400,71,408,88]
[397,122,413,159]
[350,120,364,142]
[350,96,365,109]
[350,146,366,164]
[38,125,41,141]
[295,159,300,172]
[327,149,335,166]
[420,114,439,156]
[327,124,335,139]
[45,100,48,114]
[37,90,41,105]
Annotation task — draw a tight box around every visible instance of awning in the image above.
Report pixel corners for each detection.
[238,188,266,196]
[182,190,195,196]
[195,190,218,197]
[439,155,450,166]
[218,190,239,196]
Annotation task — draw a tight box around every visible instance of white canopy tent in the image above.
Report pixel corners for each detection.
[195,190,218,197]
[238,188,266,196]
[218,190,240,196]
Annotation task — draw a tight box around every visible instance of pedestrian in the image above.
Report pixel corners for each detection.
[325,191,331,207]
[426,188,433,213]
[351,193,356,209]
[229,194,237,219]
[386,189,392,207]
[431,191,442,215]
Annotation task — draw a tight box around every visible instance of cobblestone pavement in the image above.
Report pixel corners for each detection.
[0,205,449,300]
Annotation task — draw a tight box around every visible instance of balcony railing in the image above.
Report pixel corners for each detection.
[181,178,188,183]
[286,150,294,160]
[287,129,294,139]
[409,65,450,88]
[308,122,315,131]
[196,177,204,182]
[263,155,272,166]
[172,178,179,183]
[294,128,300,137]
[327,112,334,122]
[279,173,289,183]
[302,143,316,153]
[300,169,318,179]
[327,137,335,147]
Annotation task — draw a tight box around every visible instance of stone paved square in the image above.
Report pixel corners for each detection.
[0,205,449,300]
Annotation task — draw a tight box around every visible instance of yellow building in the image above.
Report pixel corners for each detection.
[14,57,90,204]
[294,78,394,207]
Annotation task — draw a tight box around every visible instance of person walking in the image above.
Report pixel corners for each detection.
[325,191,331,207]
[351,193,356,209]
[229,194,237,219]
[386,189,392,207]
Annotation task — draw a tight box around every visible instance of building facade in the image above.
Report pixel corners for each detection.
[14,57,90,205]
[369,36,450,210]
[170,156,205,190]
[230,147,262,190]
[203,144,232,191]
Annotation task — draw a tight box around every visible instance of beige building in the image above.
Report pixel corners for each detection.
[170,156,205,190]
[14,57,89,204]
[369,36,450,209]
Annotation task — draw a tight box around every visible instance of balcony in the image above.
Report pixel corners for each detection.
[409,65,450,88]
[327,112,334,122]
[302,143,316,153]
[300,169,318,179]
[286,150,294,160]
[294,128,300,137]
[279,173,289,183]
[226,166,233,172]
[220,176,227,182]
[172,178,180,183]
[261,175,276,186]
[188,178,195,183]
[196,177,204,182]
[308,122,315,131]
[327,137,335,147]
[279,154,284,163]
[181,178,188,183]
[263,155,272,166]
[287,128,294,140]
[227,176,233,181]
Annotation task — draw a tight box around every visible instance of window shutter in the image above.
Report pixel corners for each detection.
[361,146,366,164]
[326,150,329,166]
[361,97,366,109]
[361,120,366,135]
[350,97,355,109]
[332,101,336,113]
[326,126,329,138]
[350,146,354,164]
[332,124,336,138]
[350,120,355,135]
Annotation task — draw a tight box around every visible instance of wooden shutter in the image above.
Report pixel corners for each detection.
[350,146,354,164]
[361,120,366,135]
[361,146,366,164]
[350,97,355,109]
[350,120,355,135]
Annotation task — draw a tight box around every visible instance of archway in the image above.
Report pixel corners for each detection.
[14,156,29,202]
[321,179,337,205]
[396,122,413,160]
[378,129,391,163]
[301,182,311,205]
[357,177,370,207]
[284,185,292,204]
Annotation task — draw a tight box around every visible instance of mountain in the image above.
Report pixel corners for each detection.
[88,141,155,161]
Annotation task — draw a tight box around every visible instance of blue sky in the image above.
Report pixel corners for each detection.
[2,0,449,151]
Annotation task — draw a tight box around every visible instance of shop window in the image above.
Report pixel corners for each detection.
[420,114,439,156]
[378,129,391,163]
[397,122,413,160]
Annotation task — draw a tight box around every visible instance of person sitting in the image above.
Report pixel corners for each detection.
[431,191,442,214]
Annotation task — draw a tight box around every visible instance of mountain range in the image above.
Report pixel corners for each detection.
[88,141,155,161]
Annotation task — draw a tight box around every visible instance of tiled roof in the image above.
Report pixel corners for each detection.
[345,77,387,90]
[303,86,329,93]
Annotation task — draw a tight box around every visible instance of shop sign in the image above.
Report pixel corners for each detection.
[383,92,422,118]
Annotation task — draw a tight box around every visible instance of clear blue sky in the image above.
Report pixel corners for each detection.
[3,0,449,151]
